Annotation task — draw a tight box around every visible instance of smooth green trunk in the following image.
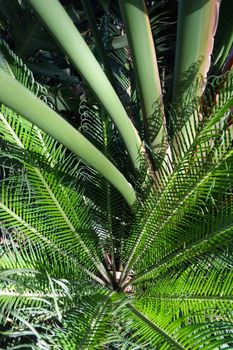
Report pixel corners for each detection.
[172,0,220,103]
[119,0,166,148]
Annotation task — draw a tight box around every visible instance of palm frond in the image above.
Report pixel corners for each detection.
[53,292,121,350]
[120,70,233,283]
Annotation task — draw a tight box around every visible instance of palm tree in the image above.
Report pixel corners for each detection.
[0,0,233,348]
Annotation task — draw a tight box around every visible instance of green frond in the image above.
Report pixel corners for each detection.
[55,292,120,350]
[0,227,109,348]
[78,100,137,282]
[0,111,109,277]
[120,71,233,283]
[124,299,233,349]
[0,263,71,349]
[119,259,233,348]
[121,303,185,349]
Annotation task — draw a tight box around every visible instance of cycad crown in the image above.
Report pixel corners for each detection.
[0,0,233,349]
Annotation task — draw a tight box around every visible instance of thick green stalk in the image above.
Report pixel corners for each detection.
[213,0,233,71]
[27,0,142,169]
[0,68,136,207]
[172,0,220,103]
[119,0,166,148]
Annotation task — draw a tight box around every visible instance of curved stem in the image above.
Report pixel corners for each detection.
[27,0,143,169]
[0,68,137,207]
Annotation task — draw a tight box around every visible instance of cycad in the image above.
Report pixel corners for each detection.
[0,0,233,349]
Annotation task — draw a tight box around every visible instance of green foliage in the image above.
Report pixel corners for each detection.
[0,1,233,349]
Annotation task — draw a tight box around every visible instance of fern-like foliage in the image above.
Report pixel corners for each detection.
[0,1,233,349]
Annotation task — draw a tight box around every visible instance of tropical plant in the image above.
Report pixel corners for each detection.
[0,0,233,349]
